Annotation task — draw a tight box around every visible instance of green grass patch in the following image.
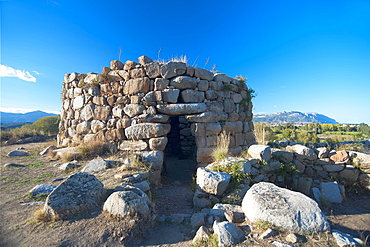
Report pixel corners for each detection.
[29,162,43,168]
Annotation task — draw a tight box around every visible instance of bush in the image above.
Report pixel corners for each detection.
[211,131,230,162]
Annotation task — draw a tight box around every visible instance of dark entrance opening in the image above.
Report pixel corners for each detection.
[163,116,196,184]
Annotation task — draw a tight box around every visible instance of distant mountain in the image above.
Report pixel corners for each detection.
[0,111,58,124]
[253,111,338,124]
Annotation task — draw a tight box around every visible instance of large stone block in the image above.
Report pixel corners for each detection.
[156,103,206,115]
[180,89,205,102]
[123,104,146,118]
[170,76,197,90]
[162,88,180,103]
[160,61,187,79]
[196,168,231,195]
[247,145,271,162]
[119,140,148,151]
[286,144,317,161]
[123,77,151,95]
[194,67,214,81]
[196,147,214,164]
[149,137,168,151]
[125,123,171,139]
[144,62,161,79]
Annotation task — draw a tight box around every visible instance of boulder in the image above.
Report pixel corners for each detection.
[154,78,169,91]
[76,121,91,135]
[80,104,95,121]
[213,221,245,247]
[110,60,124,70]
[242,182,330,233]
[160,61,187,79]
[316,147,329,159]
[156,103,206,115]
[144,62,161,79]
[320,182,342,203]
[329,150,350,164]
[43,173,104,219]
[170,76,197,90]
[29,184,56,196]
[286,145,317,160]
[59,162,77,171]
[332,229,363,247]
[7,150,28,156]
[125,123,171,140]
[138,55,153,65]
[247,145,271,162]
[196,168,231,196]
[81,158,110,173]
[191,213,206,229]
[72,95,85,109]
[103,185,150,218]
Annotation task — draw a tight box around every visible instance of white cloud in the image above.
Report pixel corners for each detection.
[0,64,37,82]
[32,71,41,75]
[0,107,60,115]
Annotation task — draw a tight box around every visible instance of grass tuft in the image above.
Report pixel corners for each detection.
[211,131,230,162]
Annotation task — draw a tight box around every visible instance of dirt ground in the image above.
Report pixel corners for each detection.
[0,140,369,247]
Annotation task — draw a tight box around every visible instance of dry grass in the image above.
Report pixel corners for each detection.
[34,208,56,222]
[212,131,231,162]
[77,141,107,159]
[253,122,272,145]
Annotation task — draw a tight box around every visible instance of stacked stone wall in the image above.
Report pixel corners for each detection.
[58,55,255,170]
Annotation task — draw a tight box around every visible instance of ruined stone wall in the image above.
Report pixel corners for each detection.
[58,55,255,167]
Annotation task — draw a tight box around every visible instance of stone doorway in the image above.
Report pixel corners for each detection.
[163,116,196,184]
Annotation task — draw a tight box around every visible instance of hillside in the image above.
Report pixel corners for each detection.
[0,111,58,124]
[253,111,338,124]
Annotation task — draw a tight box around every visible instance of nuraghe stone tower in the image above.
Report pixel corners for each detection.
[58,55,255,183]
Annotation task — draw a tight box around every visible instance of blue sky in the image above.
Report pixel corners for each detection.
[1,0,369,124]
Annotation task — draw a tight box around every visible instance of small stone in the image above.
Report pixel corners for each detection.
[191,213,206,229]
[4,163,25,168]
[259,228,277,239]
[7,150,28,156]
[29,184,56,196]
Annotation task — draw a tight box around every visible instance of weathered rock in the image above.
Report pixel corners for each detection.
[272,149,294,163]
[123,104,146,118]
[332,229,363,247]
[110,60,124,70]
[191,213,206,229]
[154,78,169,91]
[316,147,329,159]
[72,95,85,110]
[124,60,137,70]
[323,164,345,172]
[138,55,153,65]
[29,184,56,196]
[119,140,148,151]
[180,89,205,102]
[213,221,245,247]
[81,158,110,173]
[213,73,233,83]
[170,76,197,90]
[321,181,343,203]
[4,163,25,168]
[161,88,180,103]
[144,62,161,79]
[185,111,228,123]
[137,114,169,123]
[7,150,28,156]
[160,61,187,79]
[286,145,317,161]
[260,228,277,239]
[132,180,150,192]
[76,121,91,135]
[329,150,350,164]
[247,145,271,161]
[149,137,168,151]
[43,173,104,219]
[94,105,111,121]
[123,77,151,95]
[193,189,212,208]
[125,123,171,140]
[272,241,298,247]
[192,226,210,245]
[196,168,231,196]
[194,67,214,81]
[103,186,150,218]
[139,151,164,171]
[242,182,330,233]
[156,103,206,115]
[224,210,245,223]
